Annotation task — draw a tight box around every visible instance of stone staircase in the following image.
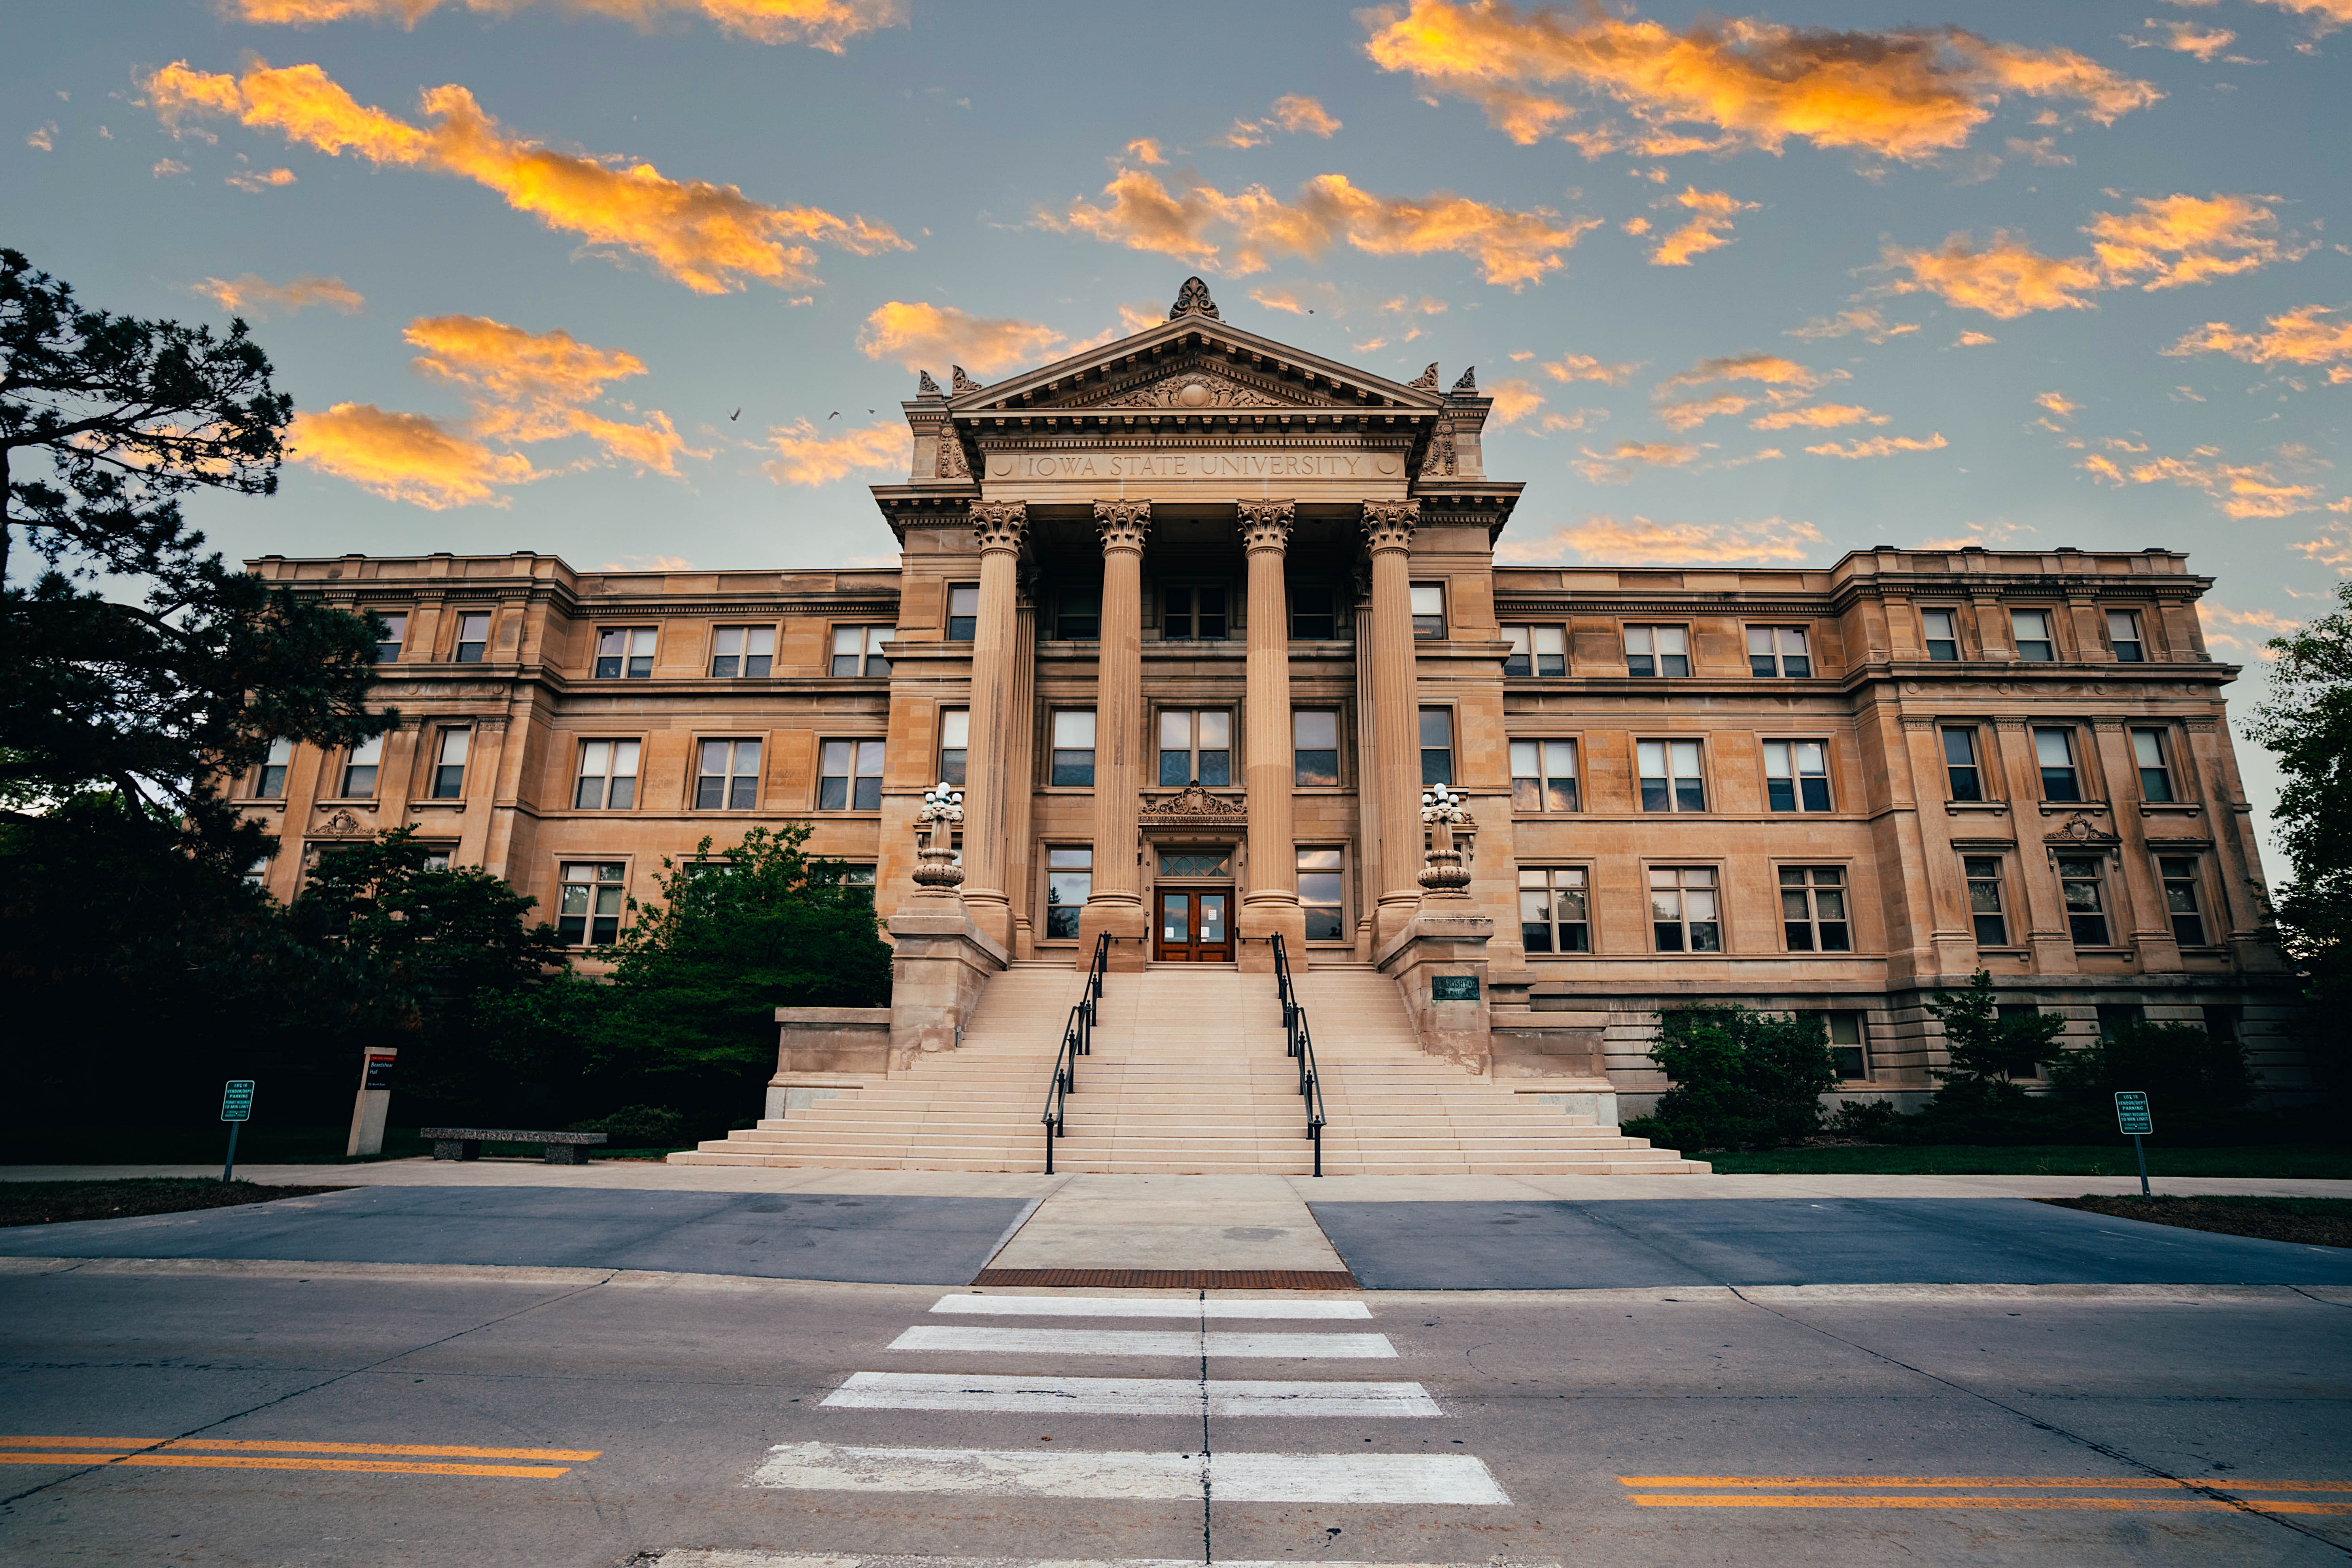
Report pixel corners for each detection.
[669,961,1706,1175]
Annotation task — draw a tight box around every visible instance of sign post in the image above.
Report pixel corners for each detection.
[2114,1090,2153,1196]
[219,1080,255,1184]
[345,1048,398,1158]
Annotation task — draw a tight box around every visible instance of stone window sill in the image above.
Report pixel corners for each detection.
[1973,946,2029,957]
[2142,801,2204,816]
[2070,946,2134,956]
[1946,800,2009,815]
[2039,799,2110,815]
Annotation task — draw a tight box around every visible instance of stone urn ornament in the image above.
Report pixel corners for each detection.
[1418,784,1473,896]
[912,781,964,892]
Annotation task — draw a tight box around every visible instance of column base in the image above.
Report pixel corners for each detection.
[1374,891,1424,950]
[958,889,1015,954]
[1237,896,1307,973]
[1076,897,1150,972]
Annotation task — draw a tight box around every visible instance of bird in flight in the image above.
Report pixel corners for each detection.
[729,408,741,421]
[828,410,841,419]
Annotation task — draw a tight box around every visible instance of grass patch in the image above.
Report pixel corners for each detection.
[0,1178,351,1229]
[2039,1195,2352,1249]
[1699,1144,2352,1178]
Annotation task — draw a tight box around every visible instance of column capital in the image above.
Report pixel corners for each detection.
[1237,499,1295,552]
[970,501,1027,552]
[1361,498,1420,553]
[1095,498,1151,554]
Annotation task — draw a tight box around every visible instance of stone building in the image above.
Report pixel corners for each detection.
[236,280,2295,1145]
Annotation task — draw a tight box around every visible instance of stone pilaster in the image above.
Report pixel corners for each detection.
[960,501,1027,950]
[1237,501,1306,971]
[1079,499,1151,969]
[1363,499,1422,946]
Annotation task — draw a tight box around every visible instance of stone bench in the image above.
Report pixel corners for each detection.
[422,1127,610,1165]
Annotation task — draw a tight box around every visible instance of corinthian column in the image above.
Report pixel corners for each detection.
[1237,500,1305,971]
[959,501,1026,949]
[1363,498,1423,945]
[1079,499,1151,969]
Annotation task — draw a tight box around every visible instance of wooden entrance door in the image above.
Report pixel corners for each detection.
[1155,888,1233,961]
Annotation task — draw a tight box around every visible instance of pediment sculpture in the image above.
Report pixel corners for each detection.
[1140,784,1247,826]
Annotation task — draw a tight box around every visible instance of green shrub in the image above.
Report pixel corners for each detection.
[567,1105,687,1147]
[1622,1005,1840,1151]
[2046,1020,2255,1112]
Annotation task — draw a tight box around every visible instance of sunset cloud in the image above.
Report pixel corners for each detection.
[1040,165,1598,287]
[2132,19,2237,61]
[2164,303,2352,379]
[189,272,364,318]
[144,59,907,293]
[1123,137,1166,166]
[2083,443,2327,518]
[1881,232,2104,318]
[224,165,299,191]
[1487,378,1545,426]
[289,403,538,508]
[1574,439,1708,482]
[1804,432,1949,458]
[1270,95,1343,136]
[1659,352,1838,393]
[1496,513,1823,564]
[1539,407,1609,433]
[1539,350,1639,384]
[224,0,908,51]
[1750,402,1888,430]
[856,301,1073,376]
[2197,601,2297,661]
[760,417,911,486]
[1656,393,1752,431]
[1953,329,1997,346]
[1360,0,2159,160]
[1785,306,1916,343]
[1647,187,1758,267]
[1246,285,1314,315]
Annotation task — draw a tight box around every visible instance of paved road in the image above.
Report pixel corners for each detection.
[1,1263,2347,1566]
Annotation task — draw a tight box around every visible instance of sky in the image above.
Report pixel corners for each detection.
[6,0,2347,853]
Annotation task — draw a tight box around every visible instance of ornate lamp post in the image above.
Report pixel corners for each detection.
[1418,783,1474,897]
[912,781,965,894]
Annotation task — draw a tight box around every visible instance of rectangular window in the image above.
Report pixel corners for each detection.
[1289,585,1334,640]
[2012,609,2055,662]
[1057,587,1100,641]
[710,626,775,677]
[830,625,893,677]
[1410,583,1446,639]
[837,864,879,907]
[341,734,382,798]
[1944,728,1983,801]
[938,708,968,787]
[1650,866,1721,953]
[1419,707,1454,787]
[574,740,640,810]
[2108,609,2146,662]
[817,739,884,811]
[1293,710,1339,788]
[431,728,469,799]
[1504,625,1567,677]
[1964,857,2009,946]
[1624,624,1690,677]
[1823,1012,1868,1080]
[1747,626,1812,677]
[1299,847,1346,941]
[1158,709,1232,787]
[375,612,407,664]
[1519,866,1590,954]
[1779,866,1851,952]
[1163,584,1228,640]
[947,584,979,641]
[2059,855,2110,945]
[1762,740,1832,812]
[1045,847,1091,939]
[2160,856,2208,946]
[696,739,763,811]
[1510,740,1580,812]
[595,626,656,679]
[257,737,291,800]
[1051,711,1096,787]
[244,850,272,888]
[454,611,490,664]
[2035,728,2081,801]
[557,862,626,946]
[1921,608,1959,662]
[2097,1003,2144,1038]
[2132,728,2174,802]
[422,847,452,873]
[1637,739,1706,813]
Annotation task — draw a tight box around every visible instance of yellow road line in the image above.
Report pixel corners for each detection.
[0,1452,570,1479]
[1619,1475,2352,1492]
[1629,1494,2352,1514]
[0,1437,600,1462]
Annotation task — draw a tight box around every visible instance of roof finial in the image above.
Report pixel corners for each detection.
[1409,362,1441,391]
[917,368,941,397]
[951,365,983,394]
[1168,276,1220,320]
[1450,365,1478,394]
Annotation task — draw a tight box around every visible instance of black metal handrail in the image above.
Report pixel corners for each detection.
[1041,931,1111,1173]
[1269,933,1327,1177]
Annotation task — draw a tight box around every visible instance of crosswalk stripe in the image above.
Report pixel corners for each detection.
[749,1441,1509,1504]
[931,1294,1372,1320]
[822,1371,1441,1418]
[643,1555,1556,1568]
[887,1326,1397,1359]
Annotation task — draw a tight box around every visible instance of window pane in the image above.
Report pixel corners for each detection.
[819,740,850,776]
[1055,711,1096,747]
[1419,708,1452,747]
[2132,729,2164,768]
[1160,710,1191,748]
[855,740,884,776]
[1410,585,1443,616]
[1295,711,1336,750]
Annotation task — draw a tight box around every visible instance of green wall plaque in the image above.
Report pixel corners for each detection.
[1432,976,1480,1002]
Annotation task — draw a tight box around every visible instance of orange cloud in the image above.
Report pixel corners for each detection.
[1953,329,1997,346]
[2165,303,2352,379]
[1659,352,1838,393]
[1805,433,1949,458]
[1539,350,1639,383]
[1360,0,2159,161]
[1539,407,1609,432]
[1496,513,1823,564]
[2135,19,2236,60]
[1881,232,2104,318]
[1124,137,1166,166]
[225,165,299,190]
[1574,439,1708,481]
[289,403,538,508]
[1785,306,1916,343]
[403,314,694,475]
[1271,94,1343,136]
[1038,165,1598,287]
[760,417,911,487]
[1246,285,1314,315]
[1647,187,1758,267]
[1656,393,1753,431]
[225,0,907,50]
[2197,601,2297,661]
[145,59,906,293]
[1487,378,1545,426]
[1751,402,1888,430]
[856,301,1074,376]
[189,272,364,318]
[2081,442,2327,518]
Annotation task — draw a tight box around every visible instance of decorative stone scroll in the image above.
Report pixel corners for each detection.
[1450,366,1478,394]
[917,369,942,397]
[2046,810,2122,865]
[1095,498,1151,553]
[934,421,969,479]
[1140,784,1247,828]
[1108,372,1280,410]
[1419,420,1458,479]
[1167,276,1220,320]
[951,365,984,395]
[1409,363,1441,391]
[1237,499,1294,552]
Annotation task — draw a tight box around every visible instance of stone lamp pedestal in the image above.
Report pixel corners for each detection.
[883,800,1005,1068]
[1377,800,1496,1073]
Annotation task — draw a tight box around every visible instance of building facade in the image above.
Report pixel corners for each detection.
[238,280,2296,1111]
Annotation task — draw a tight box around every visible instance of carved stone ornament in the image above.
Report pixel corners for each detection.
[1361,497,1420,552]
[970,500,1028,551]
[2047,811,2123,863]
[1419,420,1458,479]
[320,808,367,837]
[1108,371,1281,410]
[1236,499,1295,551]
[1095,498,1151,553]
[1409,362,1441,391]
[951,365,983,395]
[1140,784,1247,827]
[934,421,970,479]
[1167,276,1221,320]
[917,369,942,397]
[1450,366,1478,395]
